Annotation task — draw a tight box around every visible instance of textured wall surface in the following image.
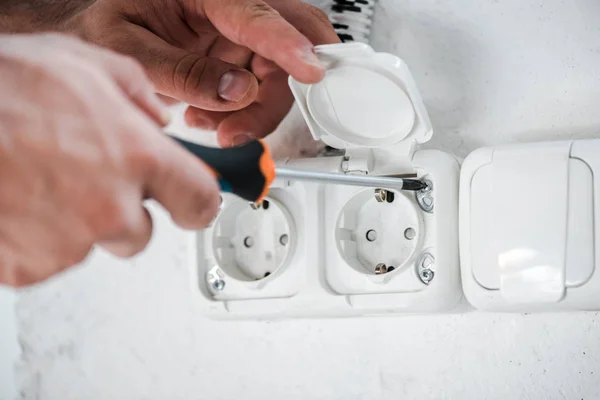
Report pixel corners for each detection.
[13,0,600,399]
[0,288,18,400]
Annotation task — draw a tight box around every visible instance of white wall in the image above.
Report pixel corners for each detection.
[0,287,18,400]
[14,0,600,399]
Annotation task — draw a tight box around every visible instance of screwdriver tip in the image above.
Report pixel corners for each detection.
[403,179,428,191]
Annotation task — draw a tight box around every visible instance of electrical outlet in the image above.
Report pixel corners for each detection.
[319,149,462,311]
[189,149,463,318]
[325,185,426,294]
[194,184,307,305]
[188,42,465,318]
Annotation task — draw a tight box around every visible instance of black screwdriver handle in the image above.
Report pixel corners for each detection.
[170,136,276,203]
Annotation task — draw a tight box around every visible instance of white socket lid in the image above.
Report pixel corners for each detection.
[289,43,433,151]
[306,66,415,147]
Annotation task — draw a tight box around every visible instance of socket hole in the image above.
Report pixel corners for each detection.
[365,229,377,242]
[262,200,270,210]
[386,192,395,203]
[404,227,416,240]
[279,234,289,246]
[243,236,254,248]
[387,266,395,272]
[264,272,271,278]
[375,264,387,274]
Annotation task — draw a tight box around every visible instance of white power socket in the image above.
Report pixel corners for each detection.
[197,184,308,304]
[211,195,293,282]
[189,43,463,318]
[190,150,463,318]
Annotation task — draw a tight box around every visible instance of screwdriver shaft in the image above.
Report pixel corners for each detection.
[275,168,426,191]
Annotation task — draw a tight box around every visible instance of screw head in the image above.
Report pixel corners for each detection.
[417,252,436,284]
[374,189,388,203]
[212,279,225,291]
[419,269,434,283]
[416,180,434,213]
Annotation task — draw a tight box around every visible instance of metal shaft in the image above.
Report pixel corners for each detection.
[275,168,426,191]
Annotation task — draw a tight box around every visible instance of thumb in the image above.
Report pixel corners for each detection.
[112,24,259,111]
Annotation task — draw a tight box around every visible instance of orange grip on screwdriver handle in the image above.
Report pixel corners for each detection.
[170,136,276,203]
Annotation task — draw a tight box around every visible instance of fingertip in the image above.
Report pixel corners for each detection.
[184,107,217,130]
[215,71,294,144]
[172,182,221,230]
[184,107,231,130]
[215,106,265,144]
[159,108,173,127]
[0,261,18,288]
[217,126,255,148]
[147,92,172,126]
[293,46,326,83]
[218,69,258,102]
[271,44,326,84]
[98,206,154,258]
[159,145,221,230]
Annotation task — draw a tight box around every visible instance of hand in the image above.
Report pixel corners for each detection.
[64,0,339,147]
[0,34,220,287]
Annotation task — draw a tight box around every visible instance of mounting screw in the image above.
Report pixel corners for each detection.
[419,269,434,283]
[375,263,388,274]
[212,279,225,291]
[416,180,434,213]
[417,252,435,284]
[374,189,388,203]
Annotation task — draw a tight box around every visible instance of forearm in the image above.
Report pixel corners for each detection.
[0,0,93,32]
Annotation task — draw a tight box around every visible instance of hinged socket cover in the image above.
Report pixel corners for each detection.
[289,42,432,154]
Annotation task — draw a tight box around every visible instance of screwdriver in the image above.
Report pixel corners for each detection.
[170,135,427,203]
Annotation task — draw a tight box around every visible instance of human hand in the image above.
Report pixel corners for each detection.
[0,34,220,287]
[64,0,339,147]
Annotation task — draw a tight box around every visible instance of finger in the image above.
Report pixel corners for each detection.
[106,24,259,111]
[215,71,294,147]
[251,55,281,80]
[97,78,221,231]
[70,43,173,126]
[141,132,221,230]
[157,93,181,106]
[98,205,153,258]
[184,107,231,130]
[277,2,341,46]
[202,0,325,84]
[0,243,90,287]
[4,263,44,288]
[208,37,253,67]
[185,55,289,138]
[0,254,27,287]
